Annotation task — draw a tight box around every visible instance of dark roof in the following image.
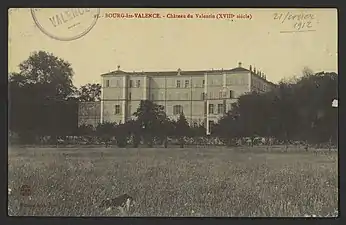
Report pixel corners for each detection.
[101,66,250,77]
[100,66,276,86]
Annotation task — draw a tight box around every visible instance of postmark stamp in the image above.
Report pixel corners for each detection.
[31,8,100,41]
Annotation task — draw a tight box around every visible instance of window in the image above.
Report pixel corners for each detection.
[185,80,189,88]
[173,105,183,115]
[151,93,155,100]
[129,80,133,88]
[115,105,121,114]
[202,80,205,87]
[208,104,214,114]
[105,80,110,87]
[116,80,120,87]
[230,90,234,99]
[129,92,132,100]
[219,91,223,99]
[136,80,141,88]
[176,80,181,88]
[217,104,224,114]
[201,92,205,100]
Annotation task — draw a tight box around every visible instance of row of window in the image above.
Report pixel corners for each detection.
[252,81,268,92]
[114,104,227,115]
[173,104,225,115]
[202,90,234,100]
[104,79,142,88]
[129,80,141,88]
[118,90,234,101]
[132,90,235,101]
[176,80,193,88]
[105,78,248,88]
[208,104,225,115]
[176,78,248,88]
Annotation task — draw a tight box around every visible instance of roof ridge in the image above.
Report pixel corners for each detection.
[102,67,250,75]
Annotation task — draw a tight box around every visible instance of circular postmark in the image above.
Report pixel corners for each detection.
[19,184,32,196]
[31,8,100,41]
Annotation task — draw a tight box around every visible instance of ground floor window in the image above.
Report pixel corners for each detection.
[173,105,183,115]
[114,105,121,114]
[208,104,214,114]
[217,104,224,114]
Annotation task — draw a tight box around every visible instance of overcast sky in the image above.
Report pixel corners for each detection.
[8,8,337,87]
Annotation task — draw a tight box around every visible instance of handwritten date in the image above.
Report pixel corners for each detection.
[273,11,316,31]
[273,12,315,23]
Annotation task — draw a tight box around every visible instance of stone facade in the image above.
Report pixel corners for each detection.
[99,62,276,134]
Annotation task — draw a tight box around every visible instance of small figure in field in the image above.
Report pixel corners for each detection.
[304,144,309,151]
[99,194,135,215]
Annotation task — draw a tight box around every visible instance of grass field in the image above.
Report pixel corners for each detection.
[8,146,338,217]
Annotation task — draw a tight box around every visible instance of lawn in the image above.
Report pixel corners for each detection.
[8,146,338,217]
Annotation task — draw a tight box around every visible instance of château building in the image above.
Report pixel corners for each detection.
[98,62,276,134]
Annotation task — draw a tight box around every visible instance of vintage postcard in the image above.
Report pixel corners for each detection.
[8,8,338,217]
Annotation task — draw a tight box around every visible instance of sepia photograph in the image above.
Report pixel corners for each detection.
[8,8,338,217]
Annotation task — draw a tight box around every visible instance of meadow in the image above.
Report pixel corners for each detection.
[8,146,338,217]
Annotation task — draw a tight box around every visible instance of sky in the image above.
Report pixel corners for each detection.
[8,8,338,88]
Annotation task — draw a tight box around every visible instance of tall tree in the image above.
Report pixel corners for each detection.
[175,112,190,148]
[78,83,101,102]
[17,51,76,99]
[8,51,78,143]
[133,100,167,147]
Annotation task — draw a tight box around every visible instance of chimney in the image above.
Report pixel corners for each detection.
[254,67,256,74]
[249,65,252,71]
[177,68,181,75]
[238,62,242,67]
[117,65,120,71]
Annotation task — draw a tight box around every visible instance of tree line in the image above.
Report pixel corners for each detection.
[8,51,338,147]
[213,69,338,146]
